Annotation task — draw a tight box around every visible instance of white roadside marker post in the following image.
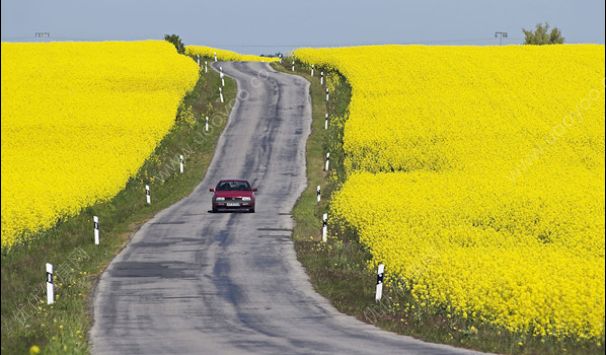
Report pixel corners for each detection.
[145,184,151,205]
[325,89,330,102]
[324,152,330,171]
[93,216,100,245]
[196,55,200,67]
[214,52,217,62]
[291,60,295,72]
[205,116,209,132]
[322,213,328,242]
[219,87,224,103]
[220,72,225,87]
[46,263,54,305]
[320,71,324,85]
[324,113,329,130]
[204,61,208,73]
[322,213,328,243]
[316,185,321,203]
[179,154,185,174]
[279,54,283,63]
[375,263,385,302]
[311,64,314,77]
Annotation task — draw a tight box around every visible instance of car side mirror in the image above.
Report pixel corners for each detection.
[252,188,258,192]
[209,188,215,192]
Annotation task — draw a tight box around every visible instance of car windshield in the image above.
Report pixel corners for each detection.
[216,181,251,191]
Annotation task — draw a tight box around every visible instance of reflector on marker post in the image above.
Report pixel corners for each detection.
[375,263,385,302]
[93,216,100,245]
[322,213,328,242]
[46,263,54,305]
[145,184,151,205]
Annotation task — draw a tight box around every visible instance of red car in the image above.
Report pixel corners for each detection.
[210,179,257,213]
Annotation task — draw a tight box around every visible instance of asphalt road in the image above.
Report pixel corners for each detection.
[91,62,482,355]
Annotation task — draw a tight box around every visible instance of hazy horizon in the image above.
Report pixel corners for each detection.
[2,0,604,55]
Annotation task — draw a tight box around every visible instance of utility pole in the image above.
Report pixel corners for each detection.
[494,31,508,45]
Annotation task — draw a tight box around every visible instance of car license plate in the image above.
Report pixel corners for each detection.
[227,202,240,207]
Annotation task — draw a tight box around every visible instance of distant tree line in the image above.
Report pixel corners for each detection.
[164,34,185,54]
[523,23,565,45]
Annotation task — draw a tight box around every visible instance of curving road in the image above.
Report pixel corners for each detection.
[91,62,481,355]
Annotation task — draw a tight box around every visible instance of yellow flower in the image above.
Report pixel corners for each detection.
[29,345,41,355]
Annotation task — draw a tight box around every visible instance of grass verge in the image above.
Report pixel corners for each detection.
[1,57,236,354]
[272,59,604,355]
[271,59,381,328]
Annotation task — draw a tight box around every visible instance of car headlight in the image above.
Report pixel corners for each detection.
[215,197,225,201]
[242,197,251,201]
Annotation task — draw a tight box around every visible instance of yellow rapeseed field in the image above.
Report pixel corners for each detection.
[1,41,199,248]
[186,45,277,62]
[295,45,605,343]
[296,45,604,174]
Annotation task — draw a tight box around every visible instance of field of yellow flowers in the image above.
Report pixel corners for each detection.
[186,45,277,62]
[1,41,199,248]
[295,45,605,343]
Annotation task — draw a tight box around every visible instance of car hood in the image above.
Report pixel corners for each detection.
[214,190,254,198]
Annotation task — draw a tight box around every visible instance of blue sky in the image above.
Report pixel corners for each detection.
[2,0,604,54]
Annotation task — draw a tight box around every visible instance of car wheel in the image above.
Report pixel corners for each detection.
[212,207,218,213]
[249,208,255,213]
